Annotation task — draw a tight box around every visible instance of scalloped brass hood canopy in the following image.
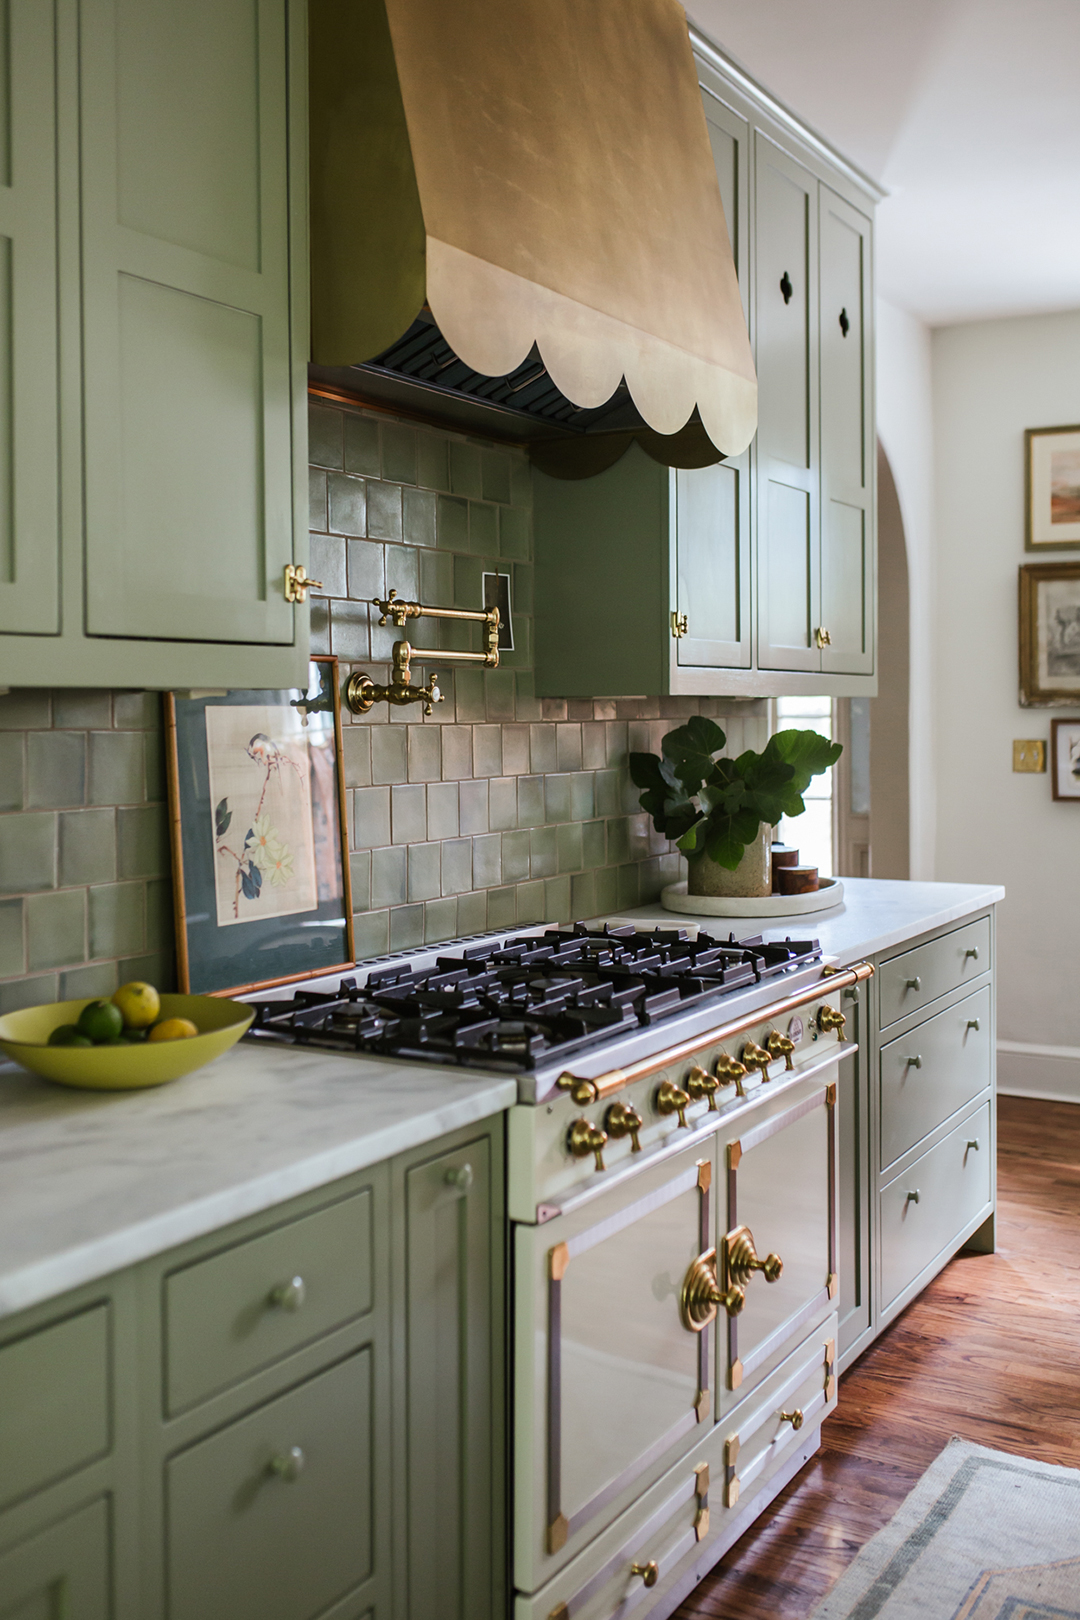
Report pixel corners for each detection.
[309,0,757,467]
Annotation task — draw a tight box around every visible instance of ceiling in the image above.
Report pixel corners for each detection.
[685,0,1080,327]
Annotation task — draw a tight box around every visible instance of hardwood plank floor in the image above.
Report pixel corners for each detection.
[676,1096,1080,1618]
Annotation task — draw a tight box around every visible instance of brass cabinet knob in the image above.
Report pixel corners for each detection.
[778,1408,804,1431]
[906,1189,920,1204]
[686,1064,721,1111]
[905,976,922,991]
[966,1138,980,1152]
[268,1445,305,1482]
[966,1018,981,1032]
[741,1040,771,1080]
[605,1099,643,1152]
[269,1276,306,1312]
[631,1560,659,1588]
[680,1246,744,1330]
[725,1224,783,1287]
[816,1004,847,1042]
[656,1078,690,1128]
[714,1052,748,1098]
[766,1030,796,1071]
[965,946,980,961]
[905,1055,922,1069]
[567,1117,607,1172]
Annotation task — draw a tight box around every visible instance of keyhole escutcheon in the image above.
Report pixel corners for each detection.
[839,307,850,337]
[780,271,793,304]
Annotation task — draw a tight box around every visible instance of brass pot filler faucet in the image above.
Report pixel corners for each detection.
[344,591,501,717]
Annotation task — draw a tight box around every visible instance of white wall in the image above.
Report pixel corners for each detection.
[875,297,936,879]
[932,308,1080,1101]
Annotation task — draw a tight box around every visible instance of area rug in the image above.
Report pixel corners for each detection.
[811,1437,1080,1618]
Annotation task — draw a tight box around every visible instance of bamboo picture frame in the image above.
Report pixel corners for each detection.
[1019,562,1080,707]
[164,655,355,995]
[1025,424,1080,551]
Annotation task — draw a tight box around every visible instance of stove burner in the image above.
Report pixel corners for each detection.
[242,925,823,1074]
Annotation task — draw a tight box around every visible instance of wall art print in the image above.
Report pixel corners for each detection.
[1026,424,1080,550]
[165,657,354,995]
[1019,562,1080,706]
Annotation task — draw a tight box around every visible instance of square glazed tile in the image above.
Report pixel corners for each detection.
[424,896,458,944]
[485,669,515,722]
[367,481,403,541]
[404,487,438,550]
[371,845,407,908]
[426,781,459,841]
[594,865,619,915]
[488,777,517,832]
[417,432,449,493]
[544,775,572,824]
[500,725,530,777]
[499,506,530,560]
[0,899,24,976]
[61,962,119,1000]
[557,822,583,874]
[0,812,57,893]
[473,726,503,780]
[486,886,517,931]
[570,773,595,821]
[459,779,488,836]
[481,449,512,506]
[437,495,469,550]
[348,850,371,913]
[353,908,390,960]
[468,501,497,557]
[341,726,372,788]
[0,733,24,811]
[28,888,86,971]
[0,691,50,729]
[384,543,419,600]
[440,727,473,781]
[391,783,427,844]
[53,691,112,729]
[116,806,168,879]
[0,973,59,1014]
[381,422,417,485]
[500,829,531,883]
[344,413,380,477]
[529,724,557,775]
[353,786,391,849]
[88,882,143,960]
[515,880,546,926]
[440,837,472,896]
[59,808,116,886]
[27,731,85,809]
[450,441,483,499]
[310,534,347,597]
[309,468,327,531]
[582,818,607,870]
[472,832,501,888]
[309,403,344,469]
[89,731,144,806]
[516,775,545,829]
[544,875,571,924]
[556,725,582,774]
[570,870,596,920]
[347,538,385,601]
[389,904,425,951]
[529,825,557,878]
[456,890,487,936]
[327,472,366,537]
[407,842,441,903]
[370,727,407,785]
[407,725,441,783]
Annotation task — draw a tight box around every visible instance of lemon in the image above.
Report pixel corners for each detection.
[147,1017,199,1043]
[112,981,160,1029]
[77,999,124,1042]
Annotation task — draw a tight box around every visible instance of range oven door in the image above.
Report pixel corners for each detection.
[513,1139,719,1595]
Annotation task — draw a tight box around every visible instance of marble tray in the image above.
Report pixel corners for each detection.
[660,877,845,918]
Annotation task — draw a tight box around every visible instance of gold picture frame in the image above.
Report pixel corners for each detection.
[1019,562,1080,706]
[1050,718,1080,801]
[1025,424,1080,550]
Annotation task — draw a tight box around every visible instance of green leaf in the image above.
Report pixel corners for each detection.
[702,808,763,869]
[767,728,843,794]
[629,750,700,841]
[660,715,727,793]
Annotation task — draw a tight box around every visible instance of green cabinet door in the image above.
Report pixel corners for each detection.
[0,0,60,637]
[0,1499,109,1620]
[79,0,296,646]
[819,187,874,677]
[755,135,820,674]
[397,1132,504,1620]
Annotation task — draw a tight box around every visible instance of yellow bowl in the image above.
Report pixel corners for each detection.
[0,995,254,1091]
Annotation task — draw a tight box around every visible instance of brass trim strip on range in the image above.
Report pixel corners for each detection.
[555,961,874,1105]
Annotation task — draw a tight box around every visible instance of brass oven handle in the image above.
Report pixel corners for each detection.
[605,1100,643,1152]
[631,1560,659,1588]
[766,1030,796,1070]
[725,1224,783,1287]
[655,1078,690,1128]
[686,1064,721,1111]
[816,1004,846,1041]
[567,1117,607,1172]
[680,1246,745,1331]
[714,1053,748,1098]
[741,1040,771,1080]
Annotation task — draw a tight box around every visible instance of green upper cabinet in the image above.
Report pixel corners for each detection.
[0,0,60,638]
[0,0,309,689]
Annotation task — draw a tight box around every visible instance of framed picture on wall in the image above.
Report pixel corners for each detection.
[164,655,355,995]
[1050,718,1080,800]
[1026,424,1080,550]
[1018,562,1080,706]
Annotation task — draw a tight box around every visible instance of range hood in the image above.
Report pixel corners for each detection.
[309,0,757,476]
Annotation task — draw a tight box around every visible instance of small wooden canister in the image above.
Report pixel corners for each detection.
[771,844,799,892]
[777,865,819,895]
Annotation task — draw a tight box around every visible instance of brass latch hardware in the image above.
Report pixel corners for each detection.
[345,590,500,716]
[686,1064,721,1111]
[778,1408,804,1431]
[765,1030,796,1070]
[816,1004,847,1041]
[741,1040,772,1080]
[814,626,832,649]
[630,1561,659,1589]
[670,610,689,638]
[283,564,324,604]
[655,1078,690,1127]
[605,1099,643,1152]
[680,1246,744,1331]
[567,1116,607,1172]
[715,1053,748,1098]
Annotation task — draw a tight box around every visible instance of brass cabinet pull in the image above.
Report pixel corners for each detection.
[268,1445,305,1482]
[816,1004,846,1041]
[714,1052,748,1097]
[905,1055,922,1069]
[283,564,324,604]
[778,1408,804,1430]
[965,946,980,960]
[906,1189,920,1204]
[670,611,689,639]
[656,1078,690,1128]
[725,1224,783,1287]
[605,1099,643,1152]
[686,1064,721,1111]
[740,1040,771,1081]
[567,1117,607,1171]
[445,1163,474,1192]
[905,976,921,991]
[765,1030,796,1070]
[680,1246,744,1330]
[268,1276,306,1312]
[631,1560,659,1588]
[966,1138,980,1152]
[966,1018,981,1032]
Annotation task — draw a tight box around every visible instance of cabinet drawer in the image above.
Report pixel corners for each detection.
[166,1350,373,1620]
[878,917,989,1028]
[719,1319,837,1512]
[0,1305,109,1512]
[881,1103,991,1311]
[165,1189,372,1414]
[880,987,991,1170]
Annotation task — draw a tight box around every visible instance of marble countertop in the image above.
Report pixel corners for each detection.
[605,875,1005,965]
[0,1041,515,1321]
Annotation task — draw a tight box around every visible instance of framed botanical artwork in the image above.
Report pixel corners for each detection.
[164,656,355,995]
[1026,424,1080,550]
[1050,718,1080,800]
[1018,562,1080,706]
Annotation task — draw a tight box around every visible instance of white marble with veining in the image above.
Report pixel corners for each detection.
[604,875,1005,966]
[0,1041,515,1320]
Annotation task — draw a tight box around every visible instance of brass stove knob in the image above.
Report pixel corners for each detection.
[686,1064,721,1111]
[766,1030,796,1071]
[714,1053,748,1098]
[605,1099,643,1153]
[567,1117,607,1172]
[741,1040,772,1081]
[655,1078,690,1128]
[817,1004,847,1041]
[725,1224,783,1287]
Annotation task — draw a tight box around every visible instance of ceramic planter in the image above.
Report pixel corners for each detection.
[686,822,771,898]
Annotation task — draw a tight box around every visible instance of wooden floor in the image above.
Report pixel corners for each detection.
[676,1095,1080,1619]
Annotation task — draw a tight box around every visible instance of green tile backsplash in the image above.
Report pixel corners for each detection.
[0,400,767,1009]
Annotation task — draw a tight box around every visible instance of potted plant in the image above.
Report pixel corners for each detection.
[629,716,842,897]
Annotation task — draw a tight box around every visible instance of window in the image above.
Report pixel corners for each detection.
[773,695,834,878]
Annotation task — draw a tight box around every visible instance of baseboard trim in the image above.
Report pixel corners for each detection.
[997,1041,1080,1107]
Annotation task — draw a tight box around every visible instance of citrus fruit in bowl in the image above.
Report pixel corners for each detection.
[0,994,254,1090]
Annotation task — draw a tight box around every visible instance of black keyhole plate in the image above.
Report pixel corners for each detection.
[839,307,850,337]
[780,271,793,304]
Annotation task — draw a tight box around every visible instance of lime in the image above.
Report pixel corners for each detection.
[48,1024,92,1047]
[77,999,124,1043]
[112,981,160,1030]
[147,1017,199,1042]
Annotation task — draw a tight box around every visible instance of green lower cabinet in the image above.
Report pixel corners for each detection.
[0,1499,109,1620]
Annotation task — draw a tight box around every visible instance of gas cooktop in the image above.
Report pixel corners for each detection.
[242,924,823,1075]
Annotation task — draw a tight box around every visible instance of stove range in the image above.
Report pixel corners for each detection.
[242,923,823,1076]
